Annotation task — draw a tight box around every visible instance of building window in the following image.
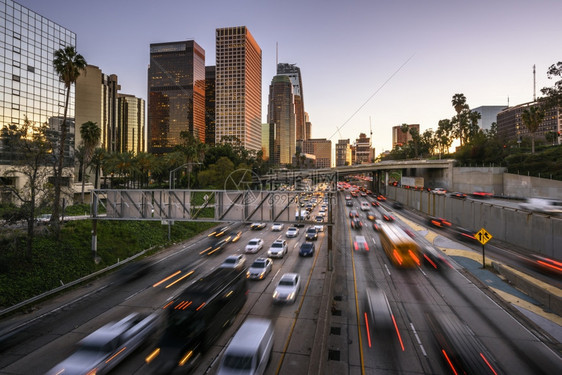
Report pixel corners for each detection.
[27,65,35,73]
[12,75,20,82]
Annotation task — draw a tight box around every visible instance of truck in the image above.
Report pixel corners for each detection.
[400,176,424,189]
[46,312,159,375]
[146,267,248,374]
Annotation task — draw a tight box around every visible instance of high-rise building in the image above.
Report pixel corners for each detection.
[267,75,296,165]
[0,0,76,165]
[305,112,311,140]
[117,94,145,154]
[303,138,332,168]
[215,26,262,151]
[277,63,305,141]
[497,102,561,142]
[336,139,352,166]
[261,123,270,160]
[76,65,120,152]
[471,106,506,131]
[148,40,205,154]
[392,124,419,148]
[205,66,215,145]
[355,133,372,164]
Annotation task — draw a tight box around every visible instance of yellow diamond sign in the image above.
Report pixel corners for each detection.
[476,228,492,245]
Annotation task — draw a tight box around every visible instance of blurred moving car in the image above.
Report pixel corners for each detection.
[471,191,493,199]
[229,230,242,243]
[381,213,395,222]
[268,240,288,258]
[208,225,231,238]
[392,201,404,209]
[351,218,363,229]
[349,210,359,218]
[220,254,247,269]
[273,273,300,304]
[245,238,264,253]
[47,313,158,375]
[250,223,267,230]
[371,201,380,207]
[449,226,479,244]
[365,287,392,329]
[246,258,273,280]
[286,227,299,238]
[519,198,562,216]
[271,223,284,231]
[360,202,370,211]
[448,192,467,199]
[428,216,452,228]
[299,241,316,257]
[372,219,383,232]
[431,188,447,195]
[353,236,369,252]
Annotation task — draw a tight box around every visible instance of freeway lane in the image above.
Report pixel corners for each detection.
[339,194,561,374]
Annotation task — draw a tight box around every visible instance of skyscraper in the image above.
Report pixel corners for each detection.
[215,26,262,151]
[117,94,145,154]
[205,66,216,145]
[355,133,372,164]
[336,139,352,166]
[0,0,76,165]
[303,138,332,168]
[267,75,296,165]
[277,63,305,141]
[148,40,205,154]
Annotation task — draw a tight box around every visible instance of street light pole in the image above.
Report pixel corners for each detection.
[169,162,202,190]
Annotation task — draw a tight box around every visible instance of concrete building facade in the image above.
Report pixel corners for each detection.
[497,101,561,143]
[336,139,352,166]
[392,124,419,148]
[303,138,332,168]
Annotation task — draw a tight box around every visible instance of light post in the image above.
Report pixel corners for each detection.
[169,162,202,190]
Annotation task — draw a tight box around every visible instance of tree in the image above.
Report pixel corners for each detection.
[52,46,87,234]
[540,62,562,109]
[451,93,468,146]
[521,106,545,154]
[435,119,453,157]
[0,118,53,260]
[79,121,101,203]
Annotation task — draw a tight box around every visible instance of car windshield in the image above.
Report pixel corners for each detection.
[279,280,295,286]
[272,242,283,248]
[248,240,259,245]
[252,261,265,268]
[302,244,312,249]
[223,354,253,370]
[224,258,236,265]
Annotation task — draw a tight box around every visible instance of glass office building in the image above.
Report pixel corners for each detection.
[0,0,76,164]
[267,75,295,165]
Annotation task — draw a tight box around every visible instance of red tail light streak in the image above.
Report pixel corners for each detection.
[480,352,499,375]
[442,349,458,375]
[391,313,405,351]
[364,312,372,347]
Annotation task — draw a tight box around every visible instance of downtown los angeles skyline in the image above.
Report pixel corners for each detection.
[16,0,562,155]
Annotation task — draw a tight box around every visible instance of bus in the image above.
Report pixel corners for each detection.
[378,223,421,268]
[146,267,248,373]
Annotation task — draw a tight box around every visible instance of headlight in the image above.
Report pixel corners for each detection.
[246,272,250,278]
[288,292,295,300]
[273,291,279,298]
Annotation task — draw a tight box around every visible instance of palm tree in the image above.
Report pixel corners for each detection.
[451,93,467,146]
[521,106,545,153]
[90,147,105,189]
[80,121,101,203]
[52,46,86,232]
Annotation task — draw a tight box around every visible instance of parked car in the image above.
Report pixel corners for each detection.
[245,238,264,253]
[305,227,318,241]
[246,257,273,280]
[299,241,316,257]
[220,254,247,269]
[250,222,267,230]
[268,239,288,258]
[271,223,284,231]
[286,227,299,238]
[273,273,301,304]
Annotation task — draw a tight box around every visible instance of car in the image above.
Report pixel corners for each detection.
[271,223,284,231]
[360,202,370,211]
[204,237,232,255]
[346,199,354,207]
[250,222,267,230]
[245,238,264,253]
[449,192,467,199]
[229,230,242,242]
[208,225,231,238]
[246,257,273,280]
[351,218,363,229]
[273,273,301,304]
[519,198,562,215]
[299,241,316,257]
[46,313,158,375]
[367,213,376,221]
[349,210,359,218]
[392,201,404,209]
[372,219,383,231]
[315,215,324,223]
[314,223,324,232]
[382,213,394,222]
[371,201,380,207]
[220,254,247,269]
[432,188,447,195]
[353,235,369,252]
[450,226,480,244]
[268,239,288,258]
[428,216,452,228]
[36,213,51,224]
[286,227,299,238]
[305,227,318,241]
[377,195,387,201]
[471,191,493,199]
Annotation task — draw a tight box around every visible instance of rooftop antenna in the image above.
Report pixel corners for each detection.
[507,96,510,107]
[276,42,278,71]
[369,116,373,145]
[533,64,536,102]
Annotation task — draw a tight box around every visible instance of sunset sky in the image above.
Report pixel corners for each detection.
[18,0,562,154]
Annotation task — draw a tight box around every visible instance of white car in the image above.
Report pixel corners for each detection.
[432,188,447,195]
[220,254,246,269]
[245,238,264,253]
[271,223,284,231]
[286,227,299,238]
[246,257,273,280]
[267,240,288,258]
[519,198,562,215]
[273,273,301,304]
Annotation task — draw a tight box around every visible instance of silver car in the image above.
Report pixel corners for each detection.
[246,257,273,280]
[285,227,299,238]
[273,273,300,304]
[267,240,288,258]
[245,238,264,253]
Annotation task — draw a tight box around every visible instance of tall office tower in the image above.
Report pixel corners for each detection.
[148,40,205,154]
[277,63,305,141]
[355,133,372,164]
[304,112,311,140]
[215,26,262,151]
[76,65,120,152]
[471,105,506,131]
[267,75,296,165]
[303,138,332,168]
[497,101,561,142]
[336,139,352,166]
[261,123,270,160]
[117,94,145,154]
[0,0,76,166]
[205,66,216,145]
[392,124,419,149]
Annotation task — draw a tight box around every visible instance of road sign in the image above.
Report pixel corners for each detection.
[476,228,492,245]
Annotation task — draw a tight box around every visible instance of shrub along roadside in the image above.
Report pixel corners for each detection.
[0,219,216,308]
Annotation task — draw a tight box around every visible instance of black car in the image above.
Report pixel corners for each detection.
[305,227,318,241]
[299,241,316,257]
[351,218,363,229]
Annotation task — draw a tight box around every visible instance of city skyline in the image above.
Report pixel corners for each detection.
[16,0,562,154]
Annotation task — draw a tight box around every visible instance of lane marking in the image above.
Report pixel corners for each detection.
[410,322,427,357]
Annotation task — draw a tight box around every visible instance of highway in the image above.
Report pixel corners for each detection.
[0,191,561,374]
